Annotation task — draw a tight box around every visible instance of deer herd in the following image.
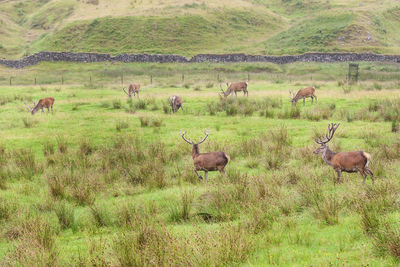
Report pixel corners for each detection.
[25,81,375,185]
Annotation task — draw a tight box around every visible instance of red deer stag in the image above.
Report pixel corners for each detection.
[25,97,55,115]
[219,82,248,98]
[169,95,183,113]
[180,130,230,182]
[314,123,374,184]
[290,86,317,106]
[123,83,140,98]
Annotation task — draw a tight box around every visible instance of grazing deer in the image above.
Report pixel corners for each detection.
[180,130,230,182]
[289,86,317,106]
[169,95,183,113]
[314,123,374,184]
[123,83,140,98]
[219,82,248,98]
[25,97,55,115]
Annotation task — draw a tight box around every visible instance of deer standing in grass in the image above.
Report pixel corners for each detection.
[123,83,140,98]
[25,97,55,115]
[314,123,374,184]
[219,82,248,98]
[169,95,183,113]
[180,130,230,182]
[290,86,317,106]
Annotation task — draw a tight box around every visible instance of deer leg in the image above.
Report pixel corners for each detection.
[204,171,208,183]
[303,98,306,106]
[359,169,367,184]
[311,96,314,104]
[335,169,342,184]
[235,91,237,97]
[194,170,203,180]
[365,168,374,184]
[180,105,183,111]
[218,166,226,176]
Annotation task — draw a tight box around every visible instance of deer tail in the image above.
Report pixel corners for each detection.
[362,152,371,168]
[223,152,230,163]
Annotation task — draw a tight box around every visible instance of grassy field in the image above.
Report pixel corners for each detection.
[2,0,400,58]
[0,61,399,266]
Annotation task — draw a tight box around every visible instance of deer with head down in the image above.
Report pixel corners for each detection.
[290,86,317,106]
[25,97,55,115]
[314,123,374,184]
[123,83,140,98]
[219,82,248,98]
[180,130,230,182]
[169,95,183,113]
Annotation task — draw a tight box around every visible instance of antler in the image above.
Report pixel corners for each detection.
[24,101,33,111]
[219,83,225,93]
[289,90,294,99]
[180,129,193,144]
[197,130,209,145]
[122,87,130,96]
[315,123,340,145]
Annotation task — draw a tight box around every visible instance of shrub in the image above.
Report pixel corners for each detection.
[112,100,122,109]
[22,117,37,128]
[139,116,149,127]
[116,120,129,131]
[54,201,74,230]
[169,191,193,223]
[56,136,68,153]
[43,141,55,156]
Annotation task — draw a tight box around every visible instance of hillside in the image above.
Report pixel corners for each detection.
[1,0,400,58]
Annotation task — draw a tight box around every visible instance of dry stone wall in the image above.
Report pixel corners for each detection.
[1,52,400,68]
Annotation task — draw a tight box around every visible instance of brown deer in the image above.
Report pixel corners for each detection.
[290,86,317,106]
[180,130,230,182]
[169,95,183,113]
[219,82,248,98]
[25,97,55,115]
[314,123,374,184]
[123,83,140,98]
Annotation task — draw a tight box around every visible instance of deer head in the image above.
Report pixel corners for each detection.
[219,83,230,98]
[180,129,209,155]
[122,87,132,97]
[314,123,340,154]
[289,90,297,105]
[24,101,36,115]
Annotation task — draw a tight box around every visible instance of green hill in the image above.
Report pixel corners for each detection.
[1,0,400,58]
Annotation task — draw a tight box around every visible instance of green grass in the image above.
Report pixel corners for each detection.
[0,63,399,265]
[3,0,400,58]
[30,9,282,56]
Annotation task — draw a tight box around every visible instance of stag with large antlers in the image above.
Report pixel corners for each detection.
[169,95,183,113]
[123,83,140,98]
[180,130,230,182]
[219,82,248,98]
[290,86,317,106]
[25,97,55,115]
[314,123,374,184]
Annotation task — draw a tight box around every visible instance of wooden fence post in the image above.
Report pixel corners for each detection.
[150,75,153,84]
[9,77,12,86]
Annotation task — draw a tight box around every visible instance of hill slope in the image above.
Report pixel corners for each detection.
[1,0,400,58]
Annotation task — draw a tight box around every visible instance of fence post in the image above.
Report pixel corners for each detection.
[34,77,37,85]
[217,73,220,82]
[121,73,123,85]
[248,73,250,82]
[61,76,64,85]
[150,75,153,84]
